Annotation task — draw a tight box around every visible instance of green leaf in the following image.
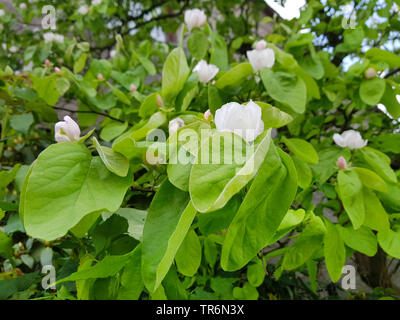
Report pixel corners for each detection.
[209,31,228,71]
[100,121,128,142]
[260,69,307,114]
[353,167,387,192]
[282,215,325,270]
[255,101,293,129]
[138,55,156,75]
[292,156,312,189]
[139,92,160,118]
[189,130,272,213]
[221,146,297,271]
[93,137,129,177]
[363,187,390,233]
[247,260,265,287]
[233,283,259,300]
[323,219,346,282]
[365,48,400,68]
[142,180,196,292]
[110,84,131,105]
[22,142,132,240]
[167,143,194,191]
[282,137,318,164]
[10,113,34,134]
[161,48,190,103]
[359,147,397,183]
[378,229,400,259]
[57,251,135,283]
[31,75,60,106]
[380,83,400,119]
[359,78,385,106]
[113,208,147,241]
[74,53,87,73]
[337,170,365,229]
[162,265,188,300]
[117,245,144,300]
[188,30,209,60]
[215,62,253,89]
[175,229,201,277]
[0,231,12,257]
[0,272,39,300]
[337,225,377,257]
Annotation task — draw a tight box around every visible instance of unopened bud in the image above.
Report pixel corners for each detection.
[130,84,137,93]
[337,156,347,170]
[365,67,377,79]
[54,67,61,74]
[156,94,164,107]
[97,73,104,81]
[45,59,50,67]
[204,109,212,120]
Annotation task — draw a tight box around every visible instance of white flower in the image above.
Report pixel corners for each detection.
[109,49,116,59]
[365,67,377,79]
[23,61,33,72]
[9,46,18,53]
[0,9,5,17]
[246,43,275,72]
[333,130,367,149]
[19,3,27,9]
[184,9,207,31]
[92,0,101,5]
[168,117,185,136]
[78,5,89,15]
[43,32,64,43]
[55,116,81,143]
[254,40,267,50]
[215,100,264,143]
[193,60,219,83]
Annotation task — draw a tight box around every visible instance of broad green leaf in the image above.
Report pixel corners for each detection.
[73,53,87,73]
[70,211,101,238]
[353,167,387,192]
[175,229,201,277]
[215,62,253,89]
[22,142,132,240]
[31,75,60,106]
[267,208,306,244]
[323,219,345,282]
[167,143,194,191]
[378,182,400,212]
[292,156,312,189]
[10,113,34,134]
[380,83,400,119]
[162,265,188,300]
[190,130,272,213]
[362,187,390,233]
[208,84,226,114]
[138,55,156,75]
[282,137,319,164]
[117,245,144,300]
[209,31,228,71]
[260,68,307,114]
[282,215,325,270]
[188,30,209,60]
[0,231,12,257]
[93,137,129,177]
[255,101,293,129]
[161,48,190,103]
[0,272,39,300]
[142,180,196,292]
[359,78,385,106]
[359,147,397,183]
[100,121,128,142]
[378,229,400,259]
[221,146,298,271]
[232,283,259,300]
[113,208,147,241]
[76,254,96,300]
[139,92,159,119]
[365,48,400,68]
[109,84,131,105]
[337,169,365,229]
[247,260,265,287]
[337,225,377,257]
[57,251,136,283]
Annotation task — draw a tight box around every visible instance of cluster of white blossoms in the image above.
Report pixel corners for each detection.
[43,32,64,44]
[193,60,219,83]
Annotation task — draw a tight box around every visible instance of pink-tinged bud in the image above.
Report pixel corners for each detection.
[156,94,164,107]
[97,73,104,81]
[254,40,267,51]
[337,156,347,170]
[204,109,212,120]
[45,59,50,67]
[130,84,137,93]
[365,67,377,79]
[54,67,61,74]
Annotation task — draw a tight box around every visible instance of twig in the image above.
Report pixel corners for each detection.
[53,106,126,124]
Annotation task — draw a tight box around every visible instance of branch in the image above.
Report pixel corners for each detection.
[53,106,127,124]
[384,67,400,79]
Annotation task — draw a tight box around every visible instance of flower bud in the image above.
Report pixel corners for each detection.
[247,43,275,72]
[365,67,377,79]
[204,109,212,120]
[156,94,164,107]
[254,40,267,50]
[130,84,137,93]
[55,116,81,143]
[54,67,61,74]
[337,156,347,170]
[97,73,104,81]
[184,9,207,31]
[168,117,185,136]
[45,59,50,67]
